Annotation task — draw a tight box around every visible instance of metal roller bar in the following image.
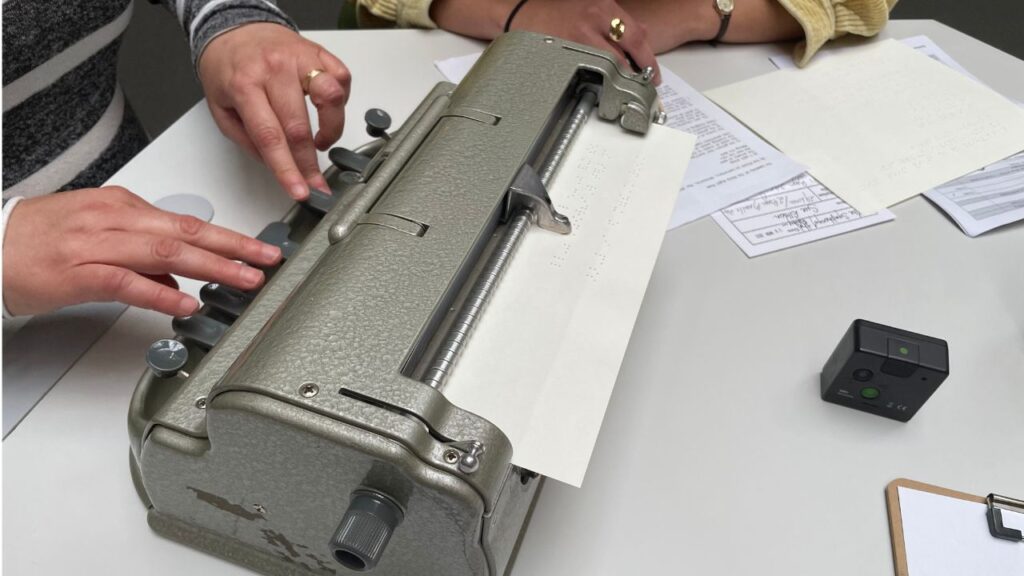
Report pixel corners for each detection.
[423,89,598,390]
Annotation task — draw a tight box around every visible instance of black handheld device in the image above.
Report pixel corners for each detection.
[820,319,949,422]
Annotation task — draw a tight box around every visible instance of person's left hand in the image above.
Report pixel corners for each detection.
[198,23,351,201]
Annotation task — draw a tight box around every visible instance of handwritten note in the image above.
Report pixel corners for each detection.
[706,39,1024,214]
[711,173,894,257]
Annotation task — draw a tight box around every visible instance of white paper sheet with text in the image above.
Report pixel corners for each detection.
[926,152,1024,236]
[434,54,803,228]
[443,120,696,487]
[705,39,1024,215]
[770,35,981,82]
[773,35,1024,237]
[711,173,894,257]
[657,69,803,226]
[898,487,1024,576]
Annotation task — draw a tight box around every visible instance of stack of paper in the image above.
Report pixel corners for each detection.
[705,39,1024,216]
[766,35,1024,238]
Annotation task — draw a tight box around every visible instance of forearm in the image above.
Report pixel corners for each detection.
[150,0,297,68]
[429,0,520,40]
[619,0,802,53]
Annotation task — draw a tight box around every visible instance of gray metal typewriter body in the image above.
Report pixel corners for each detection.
[128,32,659,575]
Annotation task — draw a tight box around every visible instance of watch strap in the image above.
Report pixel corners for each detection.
[711,11,731,44]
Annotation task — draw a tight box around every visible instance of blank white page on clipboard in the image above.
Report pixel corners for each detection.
[898,486,1024,575]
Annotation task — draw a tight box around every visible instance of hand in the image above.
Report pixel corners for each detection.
[2,187,282,317]
[510,0,661,84]
[198,23,352,201]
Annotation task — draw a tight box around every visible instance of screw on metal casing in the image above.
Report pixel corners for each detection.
[194,396,207,409]
[299,383,319,398]
[443,449,460,464]
[457,442,485,474]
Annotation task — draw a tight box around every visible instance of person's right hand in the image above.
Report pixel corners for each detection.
[2,187,282,317]
[509,0,661,84]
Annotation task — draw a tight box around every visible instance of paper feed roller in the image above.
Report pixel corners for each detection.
[128,31,661,576]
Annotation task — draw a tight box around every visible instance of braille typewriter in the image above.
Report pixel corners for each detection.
[128,32,662,575]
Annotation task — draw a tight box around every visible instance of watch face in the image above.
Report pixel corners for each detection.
[717,0,735,13]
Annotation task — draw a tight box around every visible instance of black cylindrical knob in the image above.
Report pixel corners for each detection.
[329,491,404,572]
[146,339,189,378]
[364,109,392,140]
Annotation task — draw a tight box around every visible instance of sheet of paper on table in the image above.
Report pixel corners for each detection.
[443,119,696,487]
[705,39,1024,215]
[711,173,894,257]
[897,487,1024,576]
[769,36,1024,237]
[434,54,803,229]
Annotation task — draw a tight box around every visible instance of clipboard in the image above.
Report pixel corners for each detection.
[886,478,1024,576]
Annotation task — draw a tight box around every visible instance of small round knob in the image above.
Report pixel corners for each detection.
[146,339,189,378]
[329,491,404,572]
[364,109,392,140]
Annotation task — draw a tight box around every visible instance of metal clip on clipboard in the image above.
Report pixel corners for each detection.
[986,493,1024,542]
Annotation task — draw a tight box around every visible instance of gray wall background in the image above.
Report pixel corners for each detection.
[119,0,1024,140]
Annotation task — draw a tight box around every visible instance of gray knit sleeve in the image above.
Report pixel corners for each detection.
[152,0,299,69]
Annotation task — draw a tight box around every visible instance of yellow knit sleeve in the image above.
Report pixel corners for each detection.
[776,0,898,66]
[356,0,438,28]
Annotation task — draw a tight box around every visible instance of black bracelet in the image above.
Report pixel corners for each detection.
[504,0,532,33]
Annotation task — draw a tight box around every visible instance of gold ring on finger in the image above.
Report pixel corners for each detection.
[609,17,626,43]
[301,69,324,94]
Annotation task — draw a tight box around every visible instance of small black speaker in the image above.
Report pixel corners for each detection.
[821,319,949,422]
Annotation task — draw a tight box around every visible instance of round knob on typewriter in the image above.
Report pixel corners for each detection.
[146,339,189,378]
[364,108,392,140]
[329,490,404,572]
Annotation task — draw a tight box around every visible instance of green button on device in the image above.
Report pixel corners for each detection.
[860,387,880,400]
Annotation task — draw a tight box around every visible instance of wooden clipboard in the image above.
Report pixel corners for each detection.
[886,478,990,576]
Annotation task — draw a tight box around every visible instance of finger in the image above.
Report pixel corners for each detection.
[108,206,281,266]
[73,263,199,317]
[88,231,268,292]
[307,71,347,150]
[267,73,329,192]
[592,31,634,73]
[234,89,310,200]
[142,273,180,291]
[615,18,661,84]
[316,47,351,105]
[210,105,259,158]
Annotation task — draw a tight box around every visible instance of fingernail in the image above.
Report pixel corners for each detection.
[178,296,200,317]
[262,244,282,263]
[241,266,264,286]
[290,184,310,200]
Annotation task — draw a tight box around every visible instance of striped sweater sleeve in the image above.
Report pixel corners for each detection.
[776,0,899,66]
[151,0,299,68]
[356,0,437,28]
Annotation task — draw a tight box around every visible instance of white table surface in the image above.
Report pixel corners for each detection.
[4,21,1023,576]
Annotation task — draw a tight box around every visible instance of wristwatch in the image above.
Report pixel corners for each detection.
[711,0,734,44]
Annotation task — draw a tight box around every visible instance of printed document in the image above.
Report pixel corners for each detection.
[435,54,802,229]
[444,120,696,487]
[711,173,894,257]
[705,39,1024,215]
